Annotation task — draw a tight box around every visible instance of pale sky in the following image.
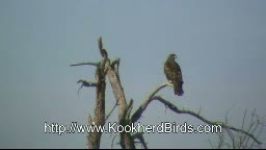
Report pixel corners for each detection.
[0,0,266,148]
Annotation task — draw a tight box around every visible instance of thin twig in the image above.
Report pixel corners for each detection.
[239,109,247,147]
[77,80,97,87]
[111,134,118,149]
[70,62,99,67]
[226,129,235,149]
[77,80,97,95]
[105,102,118,121]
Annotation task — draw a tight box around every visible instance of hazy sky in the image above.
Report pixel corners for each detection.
[0,0,266,148]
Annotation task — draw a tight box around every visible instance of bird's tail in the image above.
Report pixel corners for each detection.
[174,81,184,96]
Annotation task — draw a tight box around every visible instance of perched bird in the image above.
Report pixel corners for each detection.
[164,54,184,96]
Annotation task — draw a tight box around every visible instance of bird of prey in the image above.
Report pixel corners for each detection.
[164,54,184,96]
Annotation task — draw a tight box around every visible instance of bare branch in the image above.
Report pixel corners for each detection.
[214,109,264,149]
[132,132,148,149]
[98,37,103,51]
[77,80,97,87]
[242,109,248,130]
[87,67,106,149]
[249,120,264,148]
[105,101,118,121]
[153,96,262,145]
[148,82,170,100]
[107,65,135,148]
[208,139,214,149]
[98,37,108,58]
[84,38,107,149]
[226,129,236,149]
[77,80,97,95]
[126,99,133,120]
[131,82,170,123]
[70,62,100,67]
[111,134,118,149]
[239,109,248,147]
[217,132,225,149]
[110,58,120,69]
[106,60,127,115]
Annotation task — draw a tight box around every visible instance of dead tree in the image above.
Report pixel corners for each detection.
[71,37,262,149]
[71,52,105,148]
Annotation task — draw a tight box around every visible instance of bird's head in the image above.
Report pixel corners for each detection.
[168,53,177,60]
